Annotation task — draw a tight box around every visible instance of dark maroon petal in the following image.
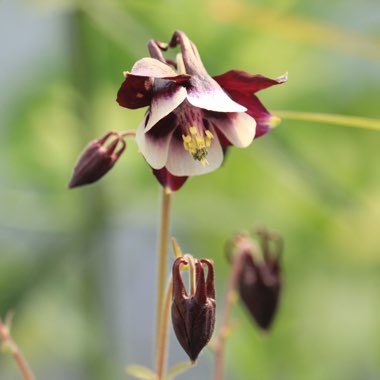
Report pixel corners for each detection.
[172,258,188,300]
[200,259,215,299]
[161,74,191,85]
[116,74,152,109]
[194,261,207,304]
[152,167,188,192]
[213,70,287,94]
[222,90,273,138]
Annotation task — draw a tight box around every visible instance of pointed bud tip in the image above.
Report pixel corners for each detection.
[67,178,91,189]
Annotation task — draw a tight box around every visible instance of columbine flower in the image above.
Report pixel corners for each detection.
[171,256,215,362]
[68,131,126,188]
[117,31,286,191]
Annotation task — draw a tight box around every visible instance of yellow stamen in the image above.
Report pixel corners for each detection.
[182,127,214,166]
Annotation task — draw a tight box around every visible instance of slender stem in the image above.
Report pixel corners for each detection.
[275,110,380,131]
[156,278,173,380]
[119,130,136,138]
[213,254,243,380]
[155,189,172,372]
[0,319,35,380]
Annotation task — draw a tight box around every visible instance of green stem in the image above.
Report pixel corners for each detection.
[275,110,380,131]
[155,189,172,375]
[156,279,173,380]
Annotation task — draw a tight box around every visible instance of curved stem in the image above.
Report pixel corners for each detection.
[0,318,35,380]
[213,254,243,380]
[275,110,380,131]
[156,278,173,380]
[119,130,136,138]
[155,189,172,376]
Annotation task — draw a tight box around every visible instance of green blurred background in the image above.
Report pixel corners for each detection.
[1,0,380,379]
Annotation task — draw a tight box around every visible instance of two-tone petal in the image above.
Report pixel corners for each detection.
[214,70,287,138]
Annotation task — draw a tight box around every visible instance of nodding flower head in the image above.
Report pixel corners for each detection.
[117,30,286,191]
[231,228,283,331]
[171,255,215,362]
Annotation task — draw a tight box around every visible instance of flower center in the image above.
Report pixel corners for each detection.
[174,100,214,166]
[182,127,214,166]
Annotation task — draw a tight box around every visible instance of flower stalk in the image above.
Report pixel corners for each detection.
[156,278,173,380]
[212,253,243,380]
[276,110,380,131]
[155,188,172,375]
[0,317,35,380]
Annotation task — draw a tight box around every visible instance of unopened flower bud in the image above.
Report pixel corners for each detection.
[68,131,126,188]
[171,256,215,362]
[234,229,282,331]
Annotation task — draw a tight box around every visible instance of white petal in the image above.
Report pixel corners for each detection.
[210,112,256,148]
[165,127,224,176]
[136,116,175,169]
[130,57,178,77]
[187,75,247,113]
[145,80,187,132]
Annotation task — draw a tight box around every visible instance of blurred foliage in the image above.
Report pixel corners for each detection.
[1,0,380,379]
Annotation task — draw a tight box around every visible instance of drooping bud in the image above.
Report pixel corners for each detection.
[171,256,215,362]
[68,131,126,188]
[233,229,282,331]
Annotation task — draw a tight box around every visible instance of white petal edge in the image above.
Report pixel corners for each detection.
[210,112,256,148]
[145,81,187,132]
[165,126,224,176]
[131,57,178,78]
[135,116,174,170]
[187,76,247,113]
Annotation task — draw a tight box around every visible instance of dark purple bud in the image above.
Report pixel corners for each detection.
[235,231,282,331]
[68,131,126,188]
[171,257,216,362]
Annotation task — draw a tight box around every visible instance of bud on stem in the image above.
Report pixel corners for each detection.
[231,228,283,331]
[171,255,216,362]
[68,131,126,188]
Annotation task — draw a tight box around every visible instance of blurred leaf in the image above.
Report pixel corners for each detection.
[167,361,193,380]
[125,365,157,380]
[78,0,151,58]
[209,0,380,62]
